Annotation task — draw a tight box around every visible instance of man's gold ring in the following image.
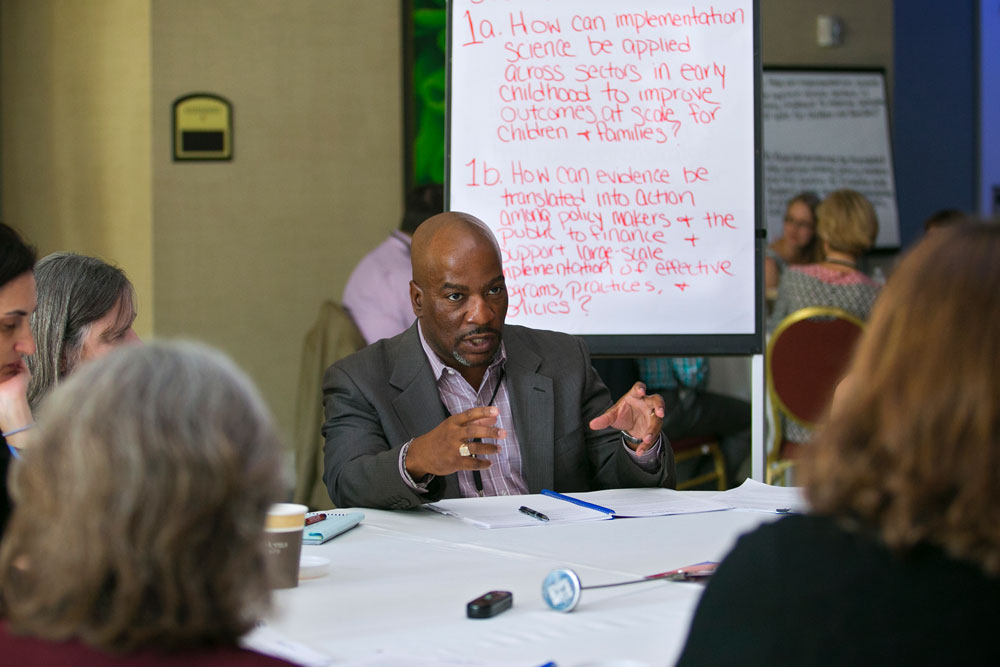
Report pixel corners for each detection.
[459,443,472,457]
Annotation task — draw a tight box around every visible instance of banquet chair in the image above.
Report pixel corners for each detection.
[292,300,366,510]
[766,306,865,485]
[672,435,727,490]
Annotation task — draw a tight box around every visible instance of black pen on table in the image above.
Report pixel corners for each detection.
[519,505,549,522]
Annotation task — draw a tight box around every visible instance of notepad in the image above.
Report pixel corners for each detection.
[426,489,731,529]
[540,488,732,518]
[708,478,809,513]
[427,495,610,528]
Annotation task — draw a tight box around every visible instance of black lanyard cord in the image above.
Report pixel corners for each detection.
[442,365,505,497]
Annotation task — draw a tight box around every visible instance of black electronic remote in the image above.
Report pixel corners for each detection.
[466,590,513,618]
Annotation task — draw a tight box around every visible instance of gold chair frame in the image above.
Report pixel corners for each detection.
[674,437,727,491]
[766,306,865,485]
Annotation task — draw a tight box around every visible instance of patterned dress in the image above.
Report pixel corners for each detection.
[767,264,881,443]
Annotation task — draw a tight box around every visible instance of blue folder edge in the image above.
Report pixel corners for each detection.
[303,511,365,544]
[540,489,616,515]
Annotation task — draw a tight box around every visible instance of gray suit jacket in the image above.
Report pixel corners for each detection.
[321,323,675,509]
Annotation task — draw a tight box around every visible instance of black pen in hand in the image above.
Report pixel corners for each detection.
[519,505,549,522]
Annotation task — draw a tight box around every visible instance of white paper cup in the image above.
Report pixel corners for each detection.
[264,503,308,588]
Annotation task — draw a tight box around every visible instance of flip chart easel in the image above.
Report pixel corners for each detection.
[446,0,762,356]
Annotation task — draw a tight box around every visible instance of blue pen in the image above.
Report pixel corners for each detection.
[540,489,615,515]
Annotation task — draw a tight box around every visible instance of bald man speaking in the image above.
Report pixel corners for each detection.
[322,212,675,509]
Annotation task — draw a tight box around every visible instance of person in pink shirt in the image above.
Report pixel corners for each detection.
[342,185,443,344]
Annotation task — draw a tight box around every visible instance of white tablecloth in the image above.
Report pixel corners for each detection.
[263,495,780,667]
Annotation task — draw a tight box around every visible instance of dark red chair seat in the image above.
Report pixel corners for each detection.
[766,307,865,484]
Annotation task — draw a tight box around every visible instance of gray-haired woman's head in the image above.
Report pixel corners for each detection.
[0,341,286,651]
[27,252,139,408]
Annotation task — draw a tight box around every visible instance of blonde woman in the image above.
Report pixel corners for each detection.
[767,189,881,332]
[766,189,883,445]
[0,342,294,665]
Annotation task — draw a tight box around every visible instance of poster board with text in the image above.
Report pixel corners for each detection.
[448,0,760,354]
[762,68,900,249]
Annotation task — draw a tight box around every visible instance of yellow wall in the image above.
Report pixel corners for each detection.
[2,0,403,449]
[149,0,403,438]
[1,0,153,337]
[761,0,894,92]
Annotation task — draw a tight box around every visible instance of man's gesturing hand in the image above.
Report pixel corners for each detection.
[405,406,506,478]
[588,382,664,455]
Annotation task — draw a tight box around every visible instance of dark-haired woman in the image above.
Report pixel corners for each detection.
[0,222,36,538]
[765,191,822,296]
